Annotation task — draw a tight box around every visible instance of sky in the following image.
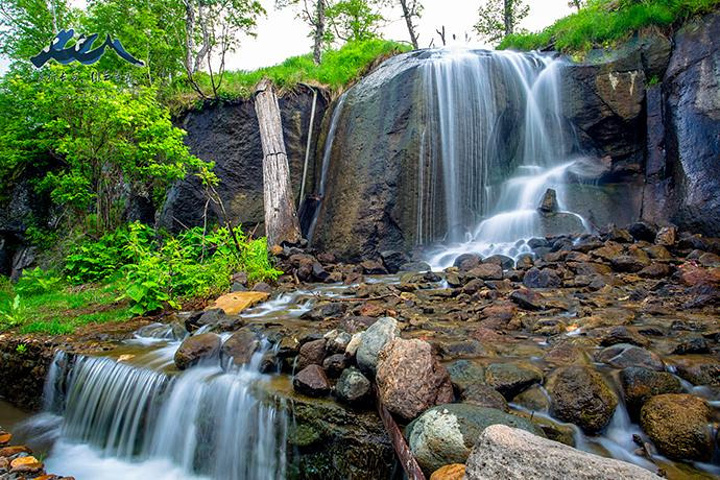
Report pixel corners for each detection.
[0,0,575,74]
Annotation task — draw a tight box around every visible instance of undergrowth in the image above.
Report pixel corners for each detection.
[501,0,720,53]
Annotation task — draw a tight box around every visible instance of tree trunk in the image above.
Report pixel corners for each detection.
[254,79,302,247]
[399,0,419,50]
[313,0,325,65]
[504,0,514,37]
[375,390,427,480]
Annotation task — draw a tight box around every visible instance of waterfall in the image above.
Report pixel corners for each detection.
[34,347,288,480]
[307,92,348,243]
[418,48,589,267]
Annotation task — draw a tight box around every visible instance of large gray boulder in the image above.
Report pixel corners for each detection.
[465,425,663,480]
[356,317,399,376]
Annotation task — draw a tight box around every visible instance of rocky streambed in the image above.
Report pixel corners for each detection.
[1,222,720,479]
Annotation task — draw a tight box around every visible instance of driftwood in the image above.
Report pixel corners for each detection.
[375,389,427,480]
[254,78,302,247]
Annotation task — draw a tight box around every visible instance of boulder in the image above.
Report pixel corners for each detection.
[376,338,454,421]
[539,189,559,213]
[595,344,664,371]
[293,365,331,397]
[461,384,509,412]
[221,330,260,366]
[406,404,542,475]
[547,365,618,433]
[509,288,545,311]
[335,367,372,406]
[322,354,349,378]
[465,425,662,480]
[446,360,485,393]
[380,250,410,274]
[467,264,503,281]
[484,363,543,400]
[674,357,720,386]
[174,333,222,370]
[430,464,465,480]
[619,367,683,418]
[296,339,327,371]
[628,222,657,243]
[207,291,269,315]
[356,317,399,376]
[640,394,713,461]
[522,268,562,289]
[483,255,514,270]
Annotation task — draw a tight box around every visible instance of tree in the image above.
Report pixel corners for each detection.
[0,66,209,232]
[277,0,329,64]
[398,0,421,49]
[179,0,265,98]
[326,0,385,43]
[474,0,529,43]
[0,0,76,62]
[568,0,586,10]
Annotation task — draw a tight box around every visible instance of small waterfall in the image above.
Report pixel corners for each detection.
[307,93,348,243]
[35,347,288,480]
[418,48,590,267]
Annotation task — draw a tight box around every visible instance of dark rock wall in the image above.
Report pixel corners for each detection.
[643,13,720,235]
[159,85,329,233]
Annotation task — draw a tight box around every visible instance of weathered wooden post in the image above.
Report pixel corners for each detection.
[254,78,302,247]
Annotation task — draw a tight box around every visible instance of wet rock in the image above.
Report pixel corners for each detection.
[451,254,479,272]
[360,260,387,275]
[356,317,399,376]
[0,445,30,456]
[324,330,352,354]
[522,267,561,289]
[598,326,650,347]
[698,252,720,267]
[629,222,657,243]
[174,333,222,370]
[591,241,624,262]
[677,264,720,286]
[672,336,710,355]
[430,464,466,480]
[335,367,372,406]
[539,188,559,213]
[544,340,590,366]
[208,291,269,315]
[515,254,534,270]
[185,309,242,332]
[376,338,454,421]
[380,250,410,274]
[513,385,550,412]
[611,255,650,273]
[461,384,509,412]
[638,263,671,279]
[322,353,348,378]
[509,288,545,310]
[399,261,432,272]
[297,339,327,371]
[465,425,662,480]
[644,244,672,260]
[483,255,514,270]
[467,264,503,281]
[311,262,331,282]
[10,456,43,474]
[604,227,634,244]
[447,360,485,393]
[547,365,618,433]
[221,329,259,366]
[293,364,331,397]
[301,302,348,322]
[619,367,683,418]
[596,344,664,371]
[675,357,720,386]
[655,226,676,246]
[484,363,543,400]
[640,394,713,461]
[407,404,542,475]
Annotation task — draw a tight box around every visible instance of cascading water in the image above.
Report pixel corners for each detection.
[26,336,287,480]
[418,48,592,268]
[307,93,348,243]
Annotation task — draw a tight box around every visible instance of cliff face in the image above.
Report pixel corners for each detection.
[159,85,329,233]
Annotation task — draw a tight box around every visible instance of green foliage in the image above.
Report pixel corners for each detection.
[501,0,720,53]
[0,294,24,329]
[15,343,27,354]
[326,0,385,43]
[21,320,75,335]
[475,0,530,44]
[15,267,62,295]
[167,39,409,108]
[0,0,78,61]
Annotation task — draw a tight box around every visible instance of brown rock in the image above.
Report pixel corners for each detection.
[0,445,31,456]
[591,241,624,262]
[174,333,222,370]
[468,264,504,281]
[644,245,672,260]
[675,357,720,386]
[10,455,43,473]
[0,432,10,445]
[640,394,713,461]
[678,264,720,286]
[595,344,664,371]
[208,291,269,315]
[376,338,454,421]
[655,226,676,246]
[221,329,259,366]
[293,364,331,397]
[620,367,683,417]
[430,464,466,480]
[461,384,509,412]
[296,339,327,371]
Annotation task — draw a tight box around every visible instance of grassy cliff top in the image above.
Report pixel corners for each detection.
[500,0,720,54]
[166,39,410,111]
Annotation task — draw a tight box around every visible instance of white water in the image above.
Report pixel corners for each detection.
[418,48,592,268]
[25,339,287,480]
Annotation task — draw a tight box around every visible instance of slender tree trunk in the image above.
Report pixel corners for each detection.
[254,79,302,247]
[504,0,513,37]
[399,0,419,50]
[313,0,325,65]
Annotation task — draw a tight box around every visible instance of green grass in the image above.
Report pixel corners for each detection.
[500,0,720,53]
[0,280,133,335]
[165,39,411,111]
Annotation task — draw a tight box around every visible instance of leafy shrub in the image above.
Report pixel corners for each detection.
[15,267,62,295]
[0,294,24,329]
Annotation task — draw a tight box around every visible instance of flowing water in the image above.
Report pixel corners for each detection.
[416,48,593,268]
[19,331,288,480]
